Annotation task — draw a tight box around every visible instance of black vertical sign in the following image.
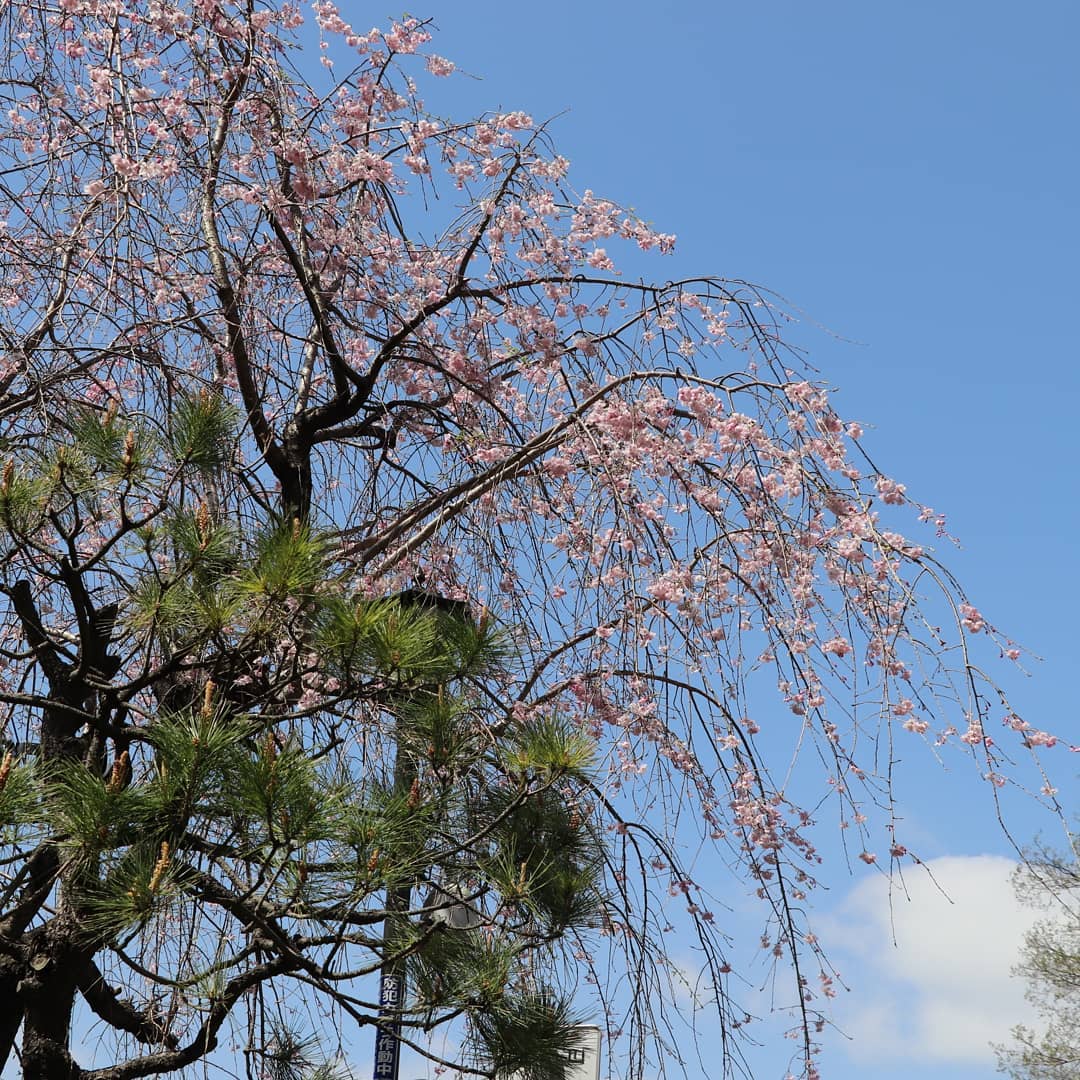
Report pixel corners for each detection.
[372,972,404,1080]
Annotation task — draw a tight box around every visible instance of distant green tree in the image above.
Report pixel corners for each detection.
[998,836,1080,1080]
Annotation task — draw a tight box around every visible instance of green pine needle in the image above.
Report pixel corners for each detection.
[168,388,238,472]
[470,991,584,1080]
[506,714,596,779]
[235,518,327,603]
[0,753,39,839]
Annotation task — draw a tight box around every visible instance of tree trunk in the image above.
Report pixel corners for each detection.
[0,956,23,1072]
[4,581,111,1077]
[19,923,81,1080]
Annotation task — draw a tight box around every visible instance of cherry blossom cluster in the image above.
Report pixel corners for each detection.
[0,3,1059,1076]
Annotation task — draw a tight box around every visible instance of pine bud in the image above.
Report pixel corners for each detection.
[0,750,12,792]
[407,776,421,809]
[148,841,170,893]
[0,459,12,495]
[121,429,136,473]
[106,750,130,794]
[200,680,214,719]
[195,501,211,549]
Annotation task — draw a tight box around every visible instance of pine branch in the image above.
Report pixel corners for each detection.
[76,959,178,1049]
[82,953,297,1080]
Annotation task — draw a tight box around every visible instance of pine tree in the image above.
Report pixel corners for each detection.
[0,400,605,1077]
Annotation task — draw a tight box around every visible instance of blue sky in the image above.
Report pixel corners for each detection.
[2,6,1074,1080]
[14,6,1070,1080]
[413,4,1079,1079]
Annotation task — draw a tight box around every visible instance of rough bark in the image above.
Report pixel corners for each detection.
[0,577,119,1077]
[19,922,82,1080]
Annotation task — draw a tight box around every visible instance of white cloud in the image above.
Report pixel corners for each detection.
[820,854,1046,1066]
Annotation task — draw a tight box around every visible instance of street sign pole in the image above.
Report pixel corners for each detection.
[372,971,404,1080]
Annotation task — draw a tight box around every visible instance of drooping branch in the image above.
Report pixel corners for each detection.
[361,368,683,573]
